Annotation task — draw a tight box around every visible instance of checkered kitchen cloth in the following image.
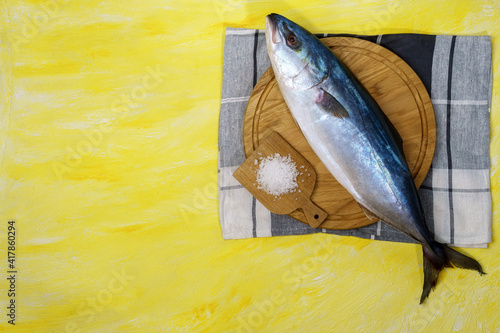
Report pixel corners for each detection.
[218,28,492,247]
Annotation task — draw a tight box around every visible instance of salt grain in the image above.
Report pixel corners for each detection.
[256,153,299,196]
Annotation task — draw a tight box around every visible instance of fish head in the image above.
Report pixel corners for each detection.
[265,13,329,90]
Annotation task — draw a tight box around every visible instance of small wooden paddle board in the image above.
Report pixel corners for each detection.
[233,132,327,228]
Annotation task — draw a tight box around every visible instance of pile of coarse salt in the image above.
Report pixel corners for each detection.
[255,153,299,196]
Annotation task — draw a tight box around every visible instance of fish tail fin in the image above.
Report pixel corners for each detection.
[420,241,484,304]
[420,243,446,304]
[442,244,484,274]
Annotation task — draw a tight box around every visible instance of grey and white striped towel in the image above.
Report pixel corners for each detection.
[218,28,492,248]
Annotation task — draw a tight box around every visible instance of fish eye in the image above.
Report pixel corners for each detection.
[286,33,299,48]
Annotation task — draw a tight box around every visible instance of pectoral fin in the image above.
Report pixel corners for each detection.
[316,88,349,119]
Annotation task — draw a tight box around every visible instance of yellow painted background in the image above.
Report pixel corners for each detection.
[0,0,499,332]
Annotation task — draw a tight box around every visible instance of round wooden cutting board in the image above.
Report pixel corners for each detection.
[242,37,436,230]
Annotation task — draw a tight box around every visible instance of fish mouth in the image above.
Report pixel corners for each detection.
[265,14,282,44]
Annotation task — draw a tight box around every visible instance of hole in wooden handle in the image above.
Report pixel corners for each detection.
[299,197,327,228]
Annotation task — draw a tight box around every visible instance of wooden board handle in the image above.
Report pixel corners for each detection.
[298,196,328,228]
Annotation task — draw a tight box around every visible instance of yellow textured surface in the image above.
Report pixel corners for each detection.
[0,0,499,332]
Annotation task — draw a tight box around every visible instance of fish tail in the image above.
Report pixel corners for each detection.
[420,243,446,304]
[420,241,484,304]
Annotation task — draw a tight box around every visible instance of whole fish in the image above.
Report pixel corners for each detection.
[265,13,483,303]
